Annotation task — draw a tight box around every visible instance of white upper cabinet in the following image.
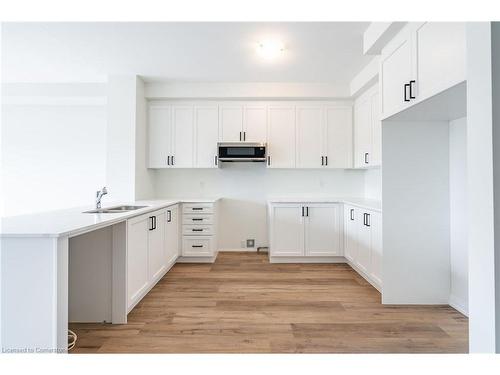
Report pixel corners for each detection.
[304,204,341,256]
[148,105,172,168]
[296,106,324,168]
[194,106,219,168]
[219,105,243,142]
[380,30,413,119]
[149,100,353,170]
[380,22,466,119]
[171,106,194,168]
[267,106,296,168]
[414,22,466,101]
[243,105,267,143]
[354,85,381,168]
[325,106,353,169]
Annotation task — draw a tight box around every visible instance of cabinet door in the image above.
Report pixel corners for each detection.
[370,92,382,166]
[304,204,341,256]
[267,106,296,168]
[343,205,358,263]
[325,106,353,168]
[148,211,166,282]
[148,105,172,168]
[171,106,194,168]
[415,22,466,101]
[380,34,413,118]
[355,210,371,274]
[219,105,243,142]
[243,105,267,142]
[195,106,219,168]
[165,205,179,266]
[369,211,383,287]
[127,215,150,307]
[296,106,324,168]
[270,204,304,256]
[354,96,372,168]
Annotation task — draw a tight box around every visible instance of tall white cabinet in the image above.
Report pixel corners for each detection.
[267,106,296,168]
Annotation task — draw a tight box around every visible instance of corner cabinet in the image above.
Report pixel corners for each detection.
[268,202,342,259]
[343,204,382,290]
[380,22,465,119]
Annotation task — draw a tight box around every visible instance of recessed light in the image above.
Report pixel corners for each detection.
[256,39,285,60]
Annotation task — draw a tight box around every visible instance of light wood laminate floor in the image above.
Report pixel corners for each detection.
[70,252,468,353]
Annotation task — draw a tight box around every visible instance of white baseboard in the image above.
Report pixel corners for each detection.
[270,256,346,264]
[219,248,259,252]
[449,294,469,316]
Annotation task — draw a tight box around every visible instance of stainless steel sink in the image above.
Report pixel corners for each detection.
[84,205,148,214]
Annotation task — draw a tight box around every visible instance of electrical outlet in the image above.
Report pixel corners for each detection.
[241,240,246,248]
[246,239,255,248]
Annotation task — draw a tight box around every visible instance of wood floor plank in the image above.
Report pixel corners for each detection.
[69,251,468,353]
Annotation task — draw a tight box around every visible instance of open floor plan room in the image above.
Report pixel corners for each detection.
[2,17,500,360]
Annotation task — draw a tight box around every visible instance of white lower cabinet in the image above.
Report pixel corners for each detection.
[269,202,342,258]
[181,201,217,259]
[304,204,342,256]
[165,205,179,266]
[343,204,383,290]
[127,206,179,312]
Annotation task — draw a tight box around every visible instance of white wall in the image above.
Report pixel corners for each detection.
[382,120,451,304]
[155,165,365,250]
[364,168,382,200]
[134,77,156,200]
[466,22,497,353]
[449,117,468,315]
[1,83,107,216]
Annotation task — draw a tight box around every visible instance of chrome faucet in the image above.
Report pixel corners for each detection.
[95,187,108,209]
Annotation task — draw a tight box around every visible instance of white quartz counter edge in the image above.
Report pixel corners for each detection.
[266,197,382,213]
[0,198,219,238]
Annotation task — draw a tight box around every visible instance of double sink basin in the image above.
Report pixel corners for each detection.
[84,205,148,214]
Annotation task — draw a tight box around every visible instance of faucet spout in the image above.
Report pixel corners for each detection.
[95,187,108,209]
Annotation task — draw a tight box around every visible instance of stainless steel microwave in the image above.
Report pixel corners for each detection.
[217,142,266,162]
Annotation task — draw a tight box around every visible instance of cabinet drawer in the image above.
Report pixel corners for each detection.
[182,236,214,257]
[182,203,214,214]
[182,225,214,236]
[182,214,214,225]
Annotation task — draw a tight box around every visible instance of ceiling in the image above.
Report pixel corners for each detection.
[1,22,372,85]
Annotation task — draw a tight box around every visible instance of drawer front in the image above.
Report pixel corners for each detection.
[183,203,214,214]
[182,214,214,225]
[182,237,214,256]
[182,225,214,236]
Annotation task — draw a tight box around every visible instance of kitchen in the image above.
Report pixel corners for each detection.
[1,18,499,362]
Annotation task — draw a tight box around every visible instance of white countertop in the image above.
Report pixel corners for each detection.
[0,198,218,238]
[266,196,382,212]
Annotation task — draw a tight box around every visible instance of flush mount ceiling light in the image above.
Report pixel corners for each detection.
[256,39,285,60]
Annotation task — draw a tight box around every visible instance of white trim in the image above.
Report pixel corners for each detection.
[2,96,107,106]
[449,294,469,316]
